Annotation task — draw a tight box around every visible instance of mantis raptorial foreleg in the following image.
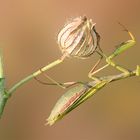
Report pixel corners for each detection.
[89,24,136,79]
[106,26,136,76]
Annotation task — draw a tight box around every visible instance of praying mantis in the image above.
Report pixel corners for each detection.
[46,27,138,125]
[34,23,138,125]
[0,16,139,125]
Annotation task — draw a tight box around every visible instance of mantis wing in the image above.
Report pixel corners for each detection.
[47,83,90,125]
[47,80,108,126]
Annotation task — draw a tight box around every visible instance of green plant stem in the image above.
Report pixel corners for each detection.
[8,59,63,95]
[0,49,4,78]
[0,49,6,117]
[0,91,9,118]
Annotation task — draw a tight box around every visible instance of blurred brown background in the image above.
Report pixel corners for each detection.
[0,0,140,140]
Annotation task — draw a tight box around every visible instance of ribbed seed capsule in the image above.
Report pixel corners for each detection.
[57,16,100,58]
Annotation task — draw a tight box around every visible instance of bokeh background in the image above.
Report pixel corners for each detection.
[0,0,140,140]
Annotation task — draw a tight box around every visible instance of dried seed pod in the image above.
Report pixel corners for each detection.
[57,16,100,58]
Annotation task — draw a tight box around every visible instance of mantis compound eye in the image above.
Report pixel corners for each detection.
[57,16,100,58]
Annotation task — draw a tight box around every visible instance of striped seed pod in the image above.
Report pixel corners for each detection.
[57,16,100,58]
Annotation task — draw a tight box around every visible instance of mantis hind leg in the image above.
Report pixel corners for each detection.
[34,69,84,89]
[88,27,109,82]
